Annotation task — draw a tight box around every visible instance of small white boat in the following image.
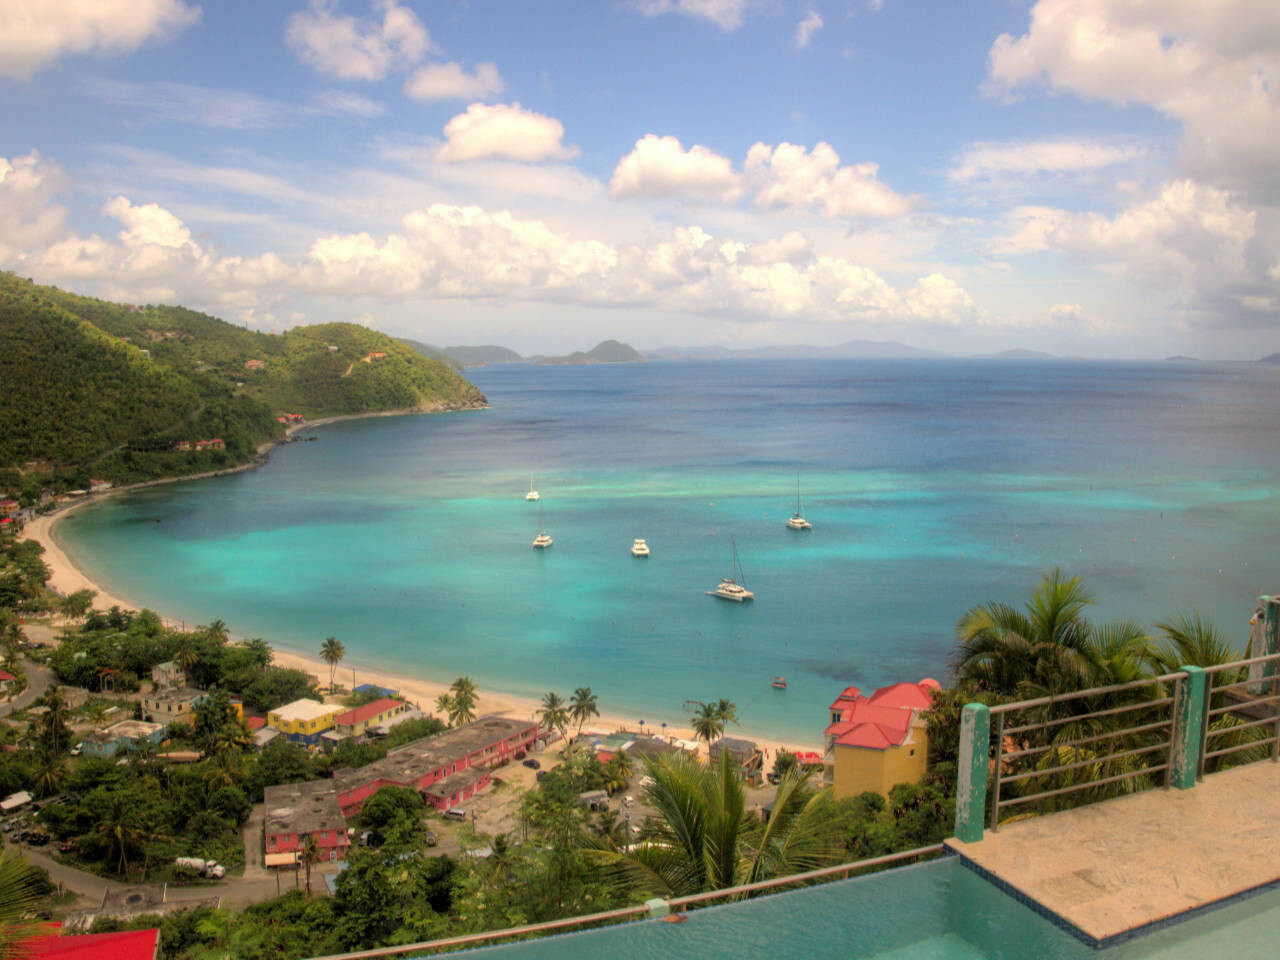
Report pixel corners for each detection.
[708,537,753,601]
[526,473,540,501]
[532,504,552,549]
[786,475,812,530]
[771,676,787,689]
[631,539,650,557]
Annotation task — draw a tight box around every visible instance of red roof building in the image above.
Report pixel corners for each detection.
[824,678,940,799]
[332,697,413,739]
[246,716,266,731]
[28,928,160,960]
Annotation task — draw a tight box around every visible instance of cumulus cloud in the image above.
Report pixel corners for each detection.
[1046,302,1127,337]
[950,139,1141,183]
[745,142,917,218]
[794,10,824,50]
[986,0,1280,200]
[286,0,428,81]
[631,0,751,31]
[0,151,988,331]
[435,103,579,163]
[0,0,199,80]
[404,61,503,101]
[0,152,70,262]
[609,135,741,202]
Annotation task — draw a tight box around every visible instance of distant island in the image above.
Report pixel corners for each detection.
[1258,353,1280,365]
[0,273,486,495]
[443,344,525,366]
[535,340,645,365]
[647,339,943,361]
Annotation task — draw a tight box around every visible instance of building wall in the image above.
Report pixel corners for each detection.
[831,727,928,799]
[143,696,196,725]
[267,707,340,746]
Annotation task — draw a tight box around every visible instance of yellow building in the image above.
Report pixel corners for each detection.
[824,679,940,799]
[268,699,342,747]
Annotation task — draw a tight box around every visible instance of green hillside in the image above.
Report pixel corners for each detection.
[0,273,486,492]
[444,344,525,365]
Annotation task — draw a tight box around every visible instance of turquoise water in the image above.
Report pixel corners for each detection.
[56,359,1280,741]
[439,858,1280,958]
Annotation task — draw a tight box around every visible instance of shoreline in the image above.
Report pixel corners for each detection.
[21,414,820,757]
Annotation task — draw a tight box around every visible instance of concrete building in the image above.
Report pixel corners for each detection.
[264,780,351,863]
[82,720,166,759]
[267,698,342,747]
[141,687,201,727]
[150,661,185,688]
[331,697,414,739]
[824,678,940,798]
[335,714,537,816]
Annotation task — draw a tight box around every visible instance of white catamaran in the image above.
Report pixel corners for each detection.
[525,473,540,501]
[707,537,753,601]
[786,476,812,531]
[532,503,553,549]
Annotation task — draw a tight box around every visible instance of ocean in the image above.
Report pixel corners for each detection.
[55,358,1280,741]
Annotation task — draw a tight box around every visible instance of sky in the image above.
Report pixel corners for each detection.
[1,1,1278,358]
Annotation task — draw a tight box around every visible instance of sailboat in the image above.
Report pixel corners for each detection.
[532,503,552,549]
[525,473,540,501]
[786,475,812,531]
[707,537,753,601]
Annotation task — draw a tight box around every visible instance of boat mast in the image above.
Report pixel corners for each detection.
[731,535,745,587]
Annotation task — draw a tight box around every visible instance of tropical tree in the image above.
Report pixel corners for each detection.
[690,702,724,747]
[31,753,64,798]
[569,687,600,736]
[434,693,455,725]
[953,568,1155,699]
[175,633,200,677]
[36,687,71,756]
[537,691,569,740]
[203,619,231,645]
[320,637,346,691]
[0,849,52,956]
[94,792,148,876]
[602,751,633,795]
[712,698,739,727]
[240,637,274,668]
[59,588,96,622]
[594,752,841,896]
[1152,612,1240,672]
[300,833,320,894]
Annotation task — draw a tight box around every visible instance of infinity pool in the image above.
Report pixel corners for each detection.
[444,857,1280,959]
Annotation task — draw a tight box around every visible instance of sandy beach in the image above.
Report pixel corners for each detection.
[22,501,820,758]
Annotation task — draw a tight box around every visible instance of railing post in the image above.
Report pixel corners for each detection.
[645,897,670,919]
[1170,667,1205,789]
[954,702,990,843]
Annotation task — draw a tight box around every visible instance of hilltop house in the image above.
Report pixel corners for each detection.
[82,720,166,759]
[264,780,350,864]
[141,687,202,727]
[824,678,940,799]
[150,660,185,688]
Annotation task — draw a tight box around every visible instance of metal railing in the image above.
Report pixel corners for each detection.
[988,672,1186,831]
[1198,651,1280,778]
[304,844,945,959]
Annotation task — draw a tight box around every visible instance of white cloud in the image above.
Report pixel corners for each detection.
[0,0,199,80]
[404,61,503,101]
[610,135,741,202]
[312,90,387,118]
[794,10,824,50]
[631,0,751,31]
[950,139,1141,183]
[986,0,1280,200]
[1047,302,1127,337]
[745,142,917,218]
[286,0,429,81]
[0,152,70,262]
[104,196,201,252]
[435,103,579,163]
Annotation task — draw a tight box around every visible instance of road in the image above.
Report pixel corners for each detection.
[0,655,54,718]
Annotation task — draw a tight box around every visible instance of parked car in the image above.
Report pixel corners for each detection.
[767,772,781,785]
[58,840,75,854]
[522,759,540,770]
[25,832,49,846]
[424,831,437,848]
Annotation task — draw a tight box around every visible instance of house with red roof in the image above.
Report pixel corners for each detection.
[824,678,941,799]
[0,668,16,693]
[330,697,413,740]
[27,927,160,959]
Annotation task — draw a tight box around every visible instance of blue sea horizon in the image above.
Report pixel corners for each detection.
[56,358,1280,743]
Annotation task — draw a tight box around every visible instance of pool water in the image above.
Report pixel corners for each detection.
[443,857,1280,959]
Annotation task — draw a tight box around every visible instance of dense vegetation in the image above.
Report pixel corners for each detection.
[0,273,486,492]
[442,344,524,365]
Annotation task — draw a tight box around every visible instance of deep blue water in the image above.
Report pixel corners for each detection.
[56,359,1280,741]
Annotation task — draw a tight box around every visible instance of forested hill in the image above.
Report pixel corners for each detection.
[0,273,486,490]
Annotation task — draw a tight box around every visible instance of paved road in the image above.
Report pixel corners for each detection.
[0,656,54,718]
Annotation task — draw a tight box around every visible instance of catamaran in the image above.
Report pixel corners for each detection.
[526,473,540,501]
[707,537,753,601]
[786,475,812,530]
[532,503,552,549]
[631,539,650,557]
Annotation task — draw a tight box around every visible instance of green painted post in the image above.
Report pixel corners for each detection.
[1170,666,1206,790]
[954,702,990,844]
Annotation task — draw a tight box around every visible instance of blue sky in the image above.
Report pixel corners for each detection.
[1,1,1277,357]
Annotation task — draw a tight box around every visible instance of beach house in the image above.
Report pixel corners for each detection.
[824,678,940,798]
[329,697,416,740]
[267,698,343,748]
[264,780,351,864]
[141,687,202,727]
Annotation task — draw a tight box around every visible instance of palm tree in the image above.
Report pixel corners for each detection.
[240,637,273,667]
[31,753,64,798]
[594,752,841,896]
[37,687,71,756]
[713,698,738,726]
[569,687,600,736]
[300,833,320,894]
[203,619,230,645]
[537,691,569,740]
[953,568,1154,699]
[320,637,346,691]
[434,692,455,725]
[175,634,200,677]
[449,677,478,725]
[691,702,724,747]
[0,849,53,955]
[95,793,147,877]
[1152,612,1240,671]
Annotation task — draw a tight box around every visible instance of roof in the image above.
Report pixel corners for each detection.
[354,683,398,697]
[146,686,201,705]
[87,721,164,743]
[264,781,347,838]
[270,699,340,723]
[0,669,15,682]
[422,764,489,800]
[335,715,535,797]
[246,716,266,731]
[829,678,937,751]
[28,929,159,960]
[829,685,862,711]
[334,697,403,726]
